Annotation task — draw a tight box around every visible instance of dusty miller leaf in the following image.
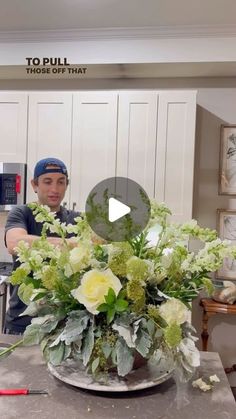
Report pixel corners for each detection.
[92,357,100,374]
[60,312,90,344]
[64,344,71,360]
[116,337,134,377]
[82,325,94,366]
[23,324,43,345]
[31,314,59,334]
[135,328,152,357]
[19,302,39,317]
[49,342,65,365]
[102,342,112,359]
[112,323,135,348]
[146,318,155,336]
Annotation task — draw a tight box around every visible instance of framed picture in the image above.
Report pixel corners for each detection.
[219,124,236,195]
[216,209,236,280]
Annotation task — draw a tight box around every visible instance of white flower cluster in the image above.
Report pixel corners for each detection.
[192,375,220,392]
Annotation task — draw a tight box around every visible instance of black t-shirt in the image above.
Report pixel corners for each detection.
[4,205,80,333]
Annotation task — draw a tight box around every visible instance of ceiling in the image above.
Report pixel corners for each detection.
[0,0,236,32]
[1,1,236,79]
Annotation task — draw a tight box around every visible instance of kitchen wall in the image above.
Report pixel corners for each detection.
[0,76,236,383]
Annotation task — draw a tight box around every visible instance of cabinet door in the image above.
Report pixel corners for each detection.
[116,92,158,197]
[27,92,73,204]
[155,91,197,222]
[71,92,118,211]
[0,93,27,163]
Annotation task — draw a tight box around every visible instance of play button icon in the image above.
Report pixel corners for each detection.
[85,177,151,242]
[108,198,131,222]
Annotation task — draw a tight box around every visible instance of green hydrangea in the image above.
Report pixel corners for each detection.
[147,304,160,322]
[127,278,145,313]
[91,337,108,372]
[126,256,150,282]
[108,242,134,276]
[164,323,182,348]
[41,266,61,290]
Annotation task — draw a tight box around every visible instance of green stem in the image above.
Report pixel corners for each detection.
[0,338,24,357]
[138,232,147,258]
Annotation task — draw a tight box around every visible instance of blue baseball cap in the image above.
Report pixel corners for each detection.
[33,157,68,179]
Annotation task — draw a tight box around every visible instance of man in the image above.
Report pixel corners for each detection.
[4,157,80,335]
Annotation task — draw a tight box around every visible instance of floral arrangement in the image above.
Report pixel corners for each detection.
[7,201,236,380]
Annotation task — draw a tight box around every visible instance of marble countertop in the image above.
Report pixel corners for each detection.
[0,334,235,419]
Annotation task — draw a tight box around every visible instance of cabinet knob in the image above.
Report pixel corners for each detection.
[72,202,77,211]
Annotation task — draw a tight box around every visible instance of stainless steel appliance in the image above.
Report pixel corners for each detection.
[0,163,26,211]
[0,262,12,332]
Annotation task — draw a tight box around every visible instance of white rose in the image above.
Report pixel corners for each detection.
[159,298,189,325]
[64,245,91,277]
[71,268,122,314]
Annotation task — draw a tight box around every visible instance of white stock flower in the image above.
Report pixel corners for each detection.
[192,378,212,391]
[29,251,43,268]
[159,298,189,325]
[161,248,174,269]
[209,374,220,383]
[71,268,122,314]
[66,224,79,235]
[49,220,67,235]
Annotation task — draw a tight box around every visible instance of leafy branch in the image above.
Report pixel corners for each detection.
[97,288,129,324]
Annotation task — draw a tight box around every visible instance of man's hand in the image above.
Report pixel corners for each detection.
[66,237,78,249]
[91,233,106,245]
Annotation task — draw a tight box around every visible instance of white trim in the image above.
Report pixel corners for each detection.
[1,24,236,43]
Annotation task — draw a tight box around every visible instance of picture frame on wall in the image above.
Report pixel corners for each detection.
[219,124,236,195]
[216,209,236,280]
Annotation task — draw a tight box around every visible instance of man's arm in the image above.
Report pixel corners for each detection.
[6,227,76,255]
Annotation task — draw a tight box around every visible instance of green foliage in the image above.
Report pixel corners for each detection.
[128,232,149,258]
[97,288,129,324]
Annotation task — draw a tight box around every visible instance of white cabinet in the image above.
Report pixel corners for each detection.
[0,90,197,221]
[26,92,73,204]
[155,91,197,222]
[0,93,28,163]
[70,92,118,211]
[116,92,158,197]
[116,90,196,221]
